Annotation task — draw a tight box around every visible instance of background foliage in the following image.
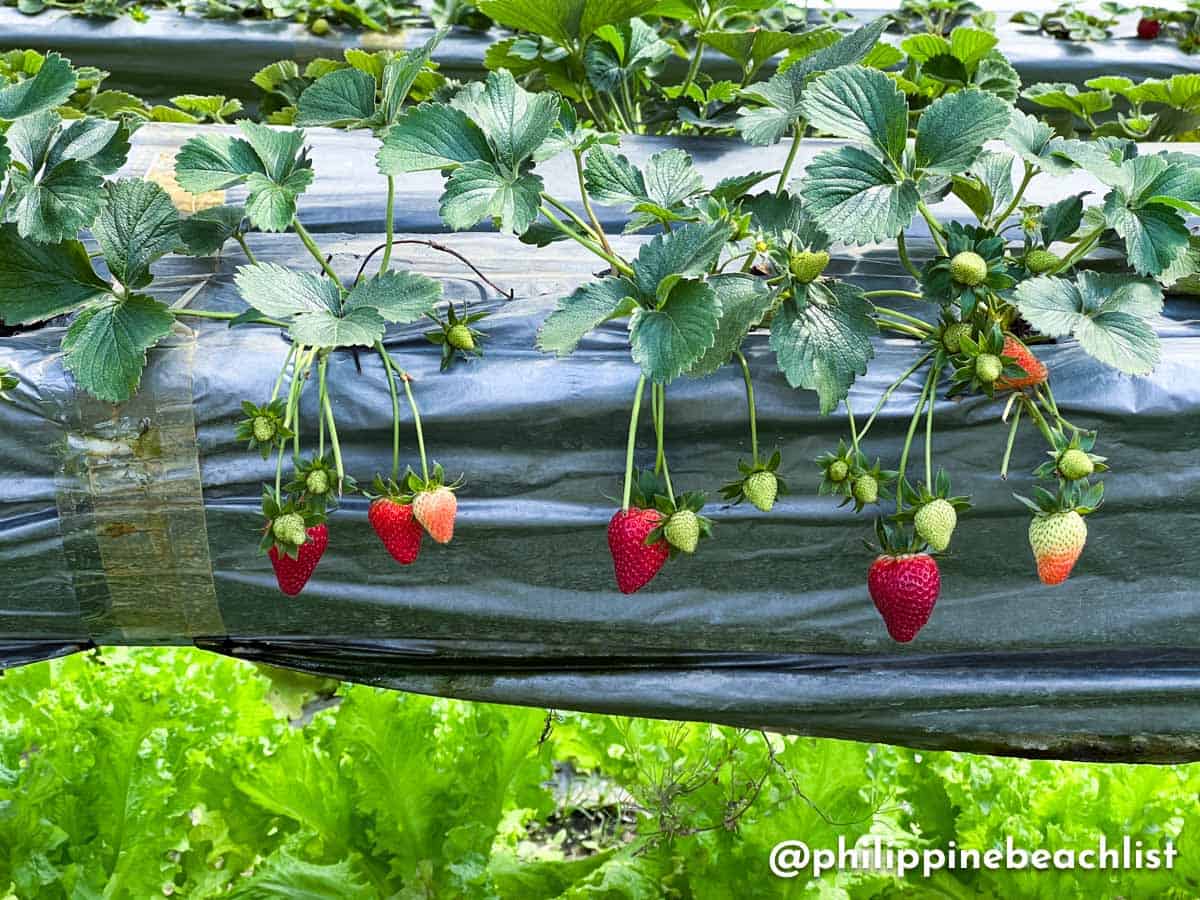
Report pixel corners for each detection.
[1,649,1197,897]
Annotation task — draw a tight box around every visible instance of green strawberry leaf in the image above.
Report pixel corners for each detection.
[1022,82,1113,119]
[584,147,647,205]
[179,205,245,256]
[0,52,75,120]
[234,262,341,320]
[586,18,671,93]
[477,0,658,46]
[799,145,919,245]
[295,67,377,128]
[914,88,1012,176]
[62,293,175,403]
[439,159,544,235]
[687,274,773,377]
[1103,198,1188,277]
[47,117,130,175]
[629,277,720,383]
[239,121,307,183]
[1040,193,1085,244]
[450,70,561,173]
[0,224,110,325]
[700,27,837,80]
[174,133,267,192]
[799,66,908,163]
[244,168,315,232]
[344,270,441,323]
[641,148,703,210]
[1003,110,1075,176]
[7,159,106,243]
[769,279,876,413]
[537,276,635,356]
[289,307,386,348]
[377,103,493,174]
[1012,271,1162,375]
[93,180,182,291]
[631,220,731,301]
[379,28,448,127]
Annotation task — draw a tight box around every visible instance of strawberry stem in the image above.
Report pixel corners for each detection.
[897,364,937,513]
[652,384,675,504]
[376,341,402,482]
[294,219,344,292]
[917,202,949,255]
[318,356,345,494]
[775,125,804,195]
[381,176,396,274]
[574,149,614,258]
[858,350,935,443]
[896,232,922,281]
[622,375,648,511]
[734,351,759,466]
[270,344,298,404]
[1000,401,1023,480]
[924,359,938,487]
[990,161,1035,230]
[538,203,635,277]
[401,372,430,483]
[1021,393,1057,447]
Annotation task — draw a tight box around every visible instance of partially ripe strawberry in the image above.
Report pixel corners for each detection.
[608,508,669,594]
[1137,17,1161,39]
[914,498,957,552]
[369,497,423,564]
[867,552,940,642]
[1028,510,1087,585]
[414,486,457,544]
[269,524,328,596]
[997,334,1048,390]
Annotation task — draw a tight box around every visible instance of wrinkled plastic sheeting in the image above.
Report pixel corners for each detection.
[1,7,1194,105]
[122,124,1192,238]
[1,232,1200,759]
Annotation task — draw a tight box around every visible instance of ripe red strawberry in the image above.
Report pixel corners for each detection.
[1137,17,1161,39]
[1028,510,1087,585]
[997,333,1048,390]
[867,552,940,642]
[414,486,457,544]
[369,497,423,564]
[268,524,328,596]
[608,508,670,594]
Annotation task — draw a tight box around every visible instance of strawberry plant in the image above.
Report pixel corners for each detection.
[1025,74,1200,142]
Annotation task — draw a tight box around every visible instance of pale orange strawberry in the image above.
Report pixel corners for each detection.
[997,334,1048,390]
[414,486,457,544]
[1028,510,1087,585]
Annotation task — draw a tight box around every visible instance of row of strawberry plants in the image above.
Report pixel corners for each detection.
[1,27,1198,640]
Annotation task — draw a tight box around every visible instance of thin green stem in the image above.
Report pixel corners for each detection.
[270,344,298,403]
[656,384,675,503]
[1051,225,1104,275]
[653,383,664,475]
[539,204,635,277]
[574,150,614,257]
[897,232,922,281]
[876,320,928,340]
[174,309,289,328]
[622,375,648,511]
[859,350,935,442]
[294,219,344,291]
[924,365,936,487]
[865,290,924,301]
[897,364,937,512]
[871,305,933,331]
[917,202,948,255]
[621,78,638,133]
[991,162,1034,229]
[275,442,286,505]
[318,356,345,493]
[847,398,860,456]
[1000,401,1022,480]
[234,233,258,265]
[542,192,601,241]
[775,126,804,195]
[734,351,759,465]
[381,176,396,275]
[1020,394,1057,446]
[678,17,708,100]
[377,341,401,482]
[400,371,429,482]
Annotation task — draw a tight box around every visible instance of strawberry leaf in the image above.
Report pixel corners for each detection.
[438,160,544,235]
[477,0,658,47]
[174,133,266,193]
[377,104,493,174]
[450,70,561,174]
[799,66,908,164]
[631,221,731,301]
[0,225,110,325]
[769,279,876,414]
[92,179,182,291]
[179,205,245,256]
[537,276,635,357]
[234,262,341,320]
[800,145,920,245]
[687,274,773,377]
[62,294,175,403]
[630,278,720,383]
[289,307,386,349]
[0,51,75,120]
[295,68,377,128]
[914,88,1012,176]
[7,159,106,243]
[345,270,441,323]
[379,28,449,127]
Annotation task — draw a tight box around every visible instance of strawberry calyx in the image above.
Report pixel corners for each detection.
[285,455,353,511]
[237,399,293,460]
[260,490,327,560]
[1013,479,1104,519]
[719,448,787,512]
[645,490,714,558]
[866,516,930,557]
[404,461,464,498]
[891,470,972,553]
[425,303,488,372]
[1032,424,1108,483]
[365,473,415,505]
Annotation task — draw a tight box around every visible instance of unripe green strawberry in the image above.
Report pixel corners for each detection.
[975,353,1002,383]
[1024,249,1060,274]
[852,474,878,505]
[915,498,957,552]
[829,460,849,483]
[447,324,475,351]
[252,415,276,443]
[950,250,987,286]
[310,16,331,34]
[789,249,830,284]
[1028,510,1087,585]
[941,322,971,354]
[664,509,700,554]
[744,470,778,512]
[305,470,330,496]
[272,512,307,546]
[1058,448,1094,480]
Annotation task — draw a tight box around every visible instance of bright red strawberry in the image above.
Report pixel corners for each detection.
[608,508,670,594]
[269,524,328,596]
[369,497,423,564]
[997,333,1048,390]
[867,552,940,642]
[1028,510,1087,585]
[1137,17,1161,39]
[414,486,457,544]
